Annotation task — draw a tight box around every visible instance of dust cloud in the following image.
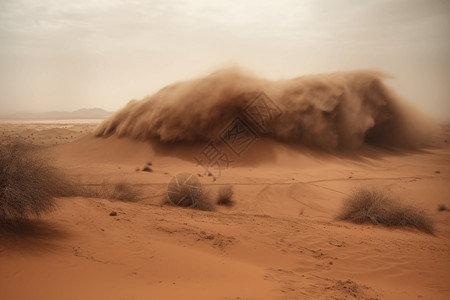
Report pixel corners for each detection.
[95,67,432,151]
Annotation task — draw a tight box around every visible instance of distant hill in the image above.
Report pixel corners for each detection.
[5,108,113,119]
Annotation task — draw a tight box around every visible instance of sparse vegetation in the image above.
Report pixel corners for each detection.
[165,173,214,211]
[337,188,434,234]
[0,142,72,224]
[164,190,215,211]
[192,189,215,211]
[217,185,234,206]
[80,181,142,202]
[0,141,142,225]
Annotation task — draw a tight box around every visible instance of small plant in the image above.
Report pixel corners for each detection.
[0,142,73,224]
[217,185,234,206]
[192,189,215,211]
[110,182,141,201]
[337,188,434,234]
[0,141,145,227]
[165,173,214,211]
[80,181,141,202]
[163,190,214,211]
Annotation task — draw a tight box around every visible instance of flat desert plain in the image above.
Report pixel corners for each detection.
[0,119,449,300]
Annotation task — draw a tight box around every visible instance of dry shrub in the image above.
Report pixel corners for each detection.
[165,173,214,211]
[164,189,215,211]
[0,141,143,226]
[192,189,215,211]
[217,185,234,206]
[337,188,434,234]
[109,182,141,202]
[0,142,74,224]
[80,181,141,202]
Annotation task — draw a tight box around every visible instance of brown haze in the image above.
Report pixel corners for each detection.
[1,1,449,298]
[95,67,432,150]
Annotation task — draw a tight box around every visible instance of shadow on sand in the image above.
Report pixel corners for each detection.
[0,219,70,254]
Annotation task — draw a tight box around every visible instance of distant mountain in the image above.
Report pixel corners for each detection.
[5,108,113,119]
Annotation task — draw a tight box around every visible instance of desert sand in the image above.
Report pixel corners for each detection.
[0,70,449,300]
[0,120,449,300]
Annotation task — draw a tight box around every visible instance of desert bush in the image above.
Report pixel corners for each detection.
[80,181,141,202]
[217,185,234,206]
[0,141,143,225]
[0,142,74,224]
[110,182,141,201]
[337,188,434,234]
[192,189,215,211]
[165,173,214,211]
[164,188,215,211]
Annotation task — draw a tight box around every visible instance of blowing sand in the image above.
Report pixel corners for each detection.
[0,69,449,300]
[95,68,433,150]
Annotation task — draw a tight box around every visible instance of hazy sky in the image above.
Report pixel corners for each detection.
[0,0,449,119]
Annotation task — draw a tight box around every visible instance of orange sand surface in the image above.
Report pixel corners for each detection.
[0,121,449,299]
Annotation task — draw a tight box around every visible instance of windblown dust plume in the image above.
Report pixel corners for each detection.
[95,68,431,150]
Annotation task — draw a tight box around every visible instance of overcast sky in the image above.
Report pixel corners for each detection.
[0,0,449,119]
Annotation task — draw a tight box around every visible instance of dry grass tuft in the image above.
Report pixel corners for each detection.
[164,173,215,211]
[192,189,215,211]
[217,185,234,206]
[78,181,141,202]
[164,189,215,211]
[337,188,434,234]
[0,141,143,226]
[0,142,73,225]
